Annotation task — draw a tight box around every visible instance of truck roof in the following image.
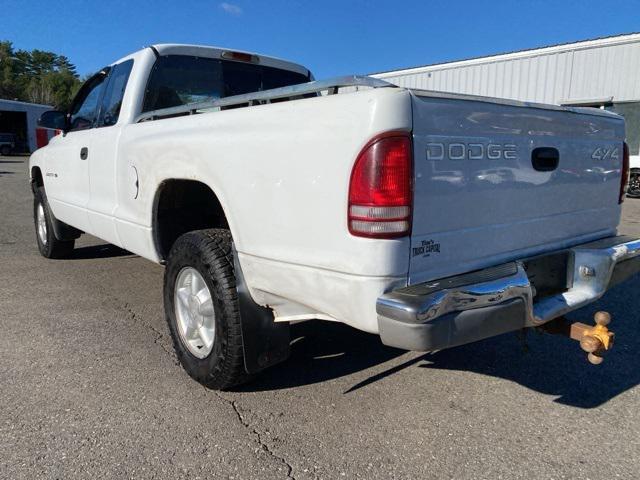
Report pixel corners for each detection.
[113,43,311,78]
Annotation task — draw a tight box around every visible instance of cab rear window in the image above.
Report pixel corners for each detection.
[142,55,309,113]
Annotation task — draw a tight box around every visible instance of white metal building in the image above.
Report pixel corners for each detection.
[371,33,640,159]
[0,99,52,153]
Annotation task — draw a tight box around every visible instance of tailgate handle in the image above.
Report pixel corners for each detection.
[532,147,559,172]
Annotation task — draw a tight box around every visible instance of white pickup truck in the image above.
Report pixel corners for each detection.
[31,44,640,389]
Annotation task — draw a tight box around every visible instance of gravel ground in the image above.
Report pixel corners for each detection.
[1,155,639,479]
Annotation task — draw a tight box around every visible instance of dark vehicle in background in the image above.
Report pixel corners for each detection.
[0,133,16,155]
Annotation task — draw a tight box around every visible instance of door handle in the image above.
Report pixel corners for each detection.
[80,147,88,160]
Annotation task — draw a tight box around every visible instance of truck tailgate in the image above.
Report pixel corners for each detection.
[408,91,626,285]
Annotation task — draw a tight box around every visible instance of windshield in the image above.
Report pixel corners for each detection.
[142,55,310,112]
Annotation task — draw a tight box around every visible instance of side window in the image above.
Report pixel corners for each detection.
[142,56,223,113]
[68,71,109,132]
[98,60,134,127]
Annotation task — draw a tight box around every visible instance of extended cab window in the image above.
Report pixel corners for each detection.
[68,71,109,131]
[142,55,309,113]
[99,60,134,127]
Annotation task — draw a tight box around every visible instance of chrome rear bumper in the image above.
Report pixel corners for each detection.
[377,236,640,351]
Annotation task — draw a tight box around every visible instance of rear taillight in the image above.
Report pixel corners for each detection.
[620,142,630,204]
[348,133,412,238]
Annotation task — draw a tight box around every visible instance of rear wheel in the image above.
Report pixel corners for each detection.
[163,229,250,390]
[628,169,640,198]
[0,145,10,156]
[33,187,75,258]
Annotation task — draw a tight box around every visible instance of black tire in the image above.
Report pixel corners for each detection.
[627,169,640,198]
[163,229,250,390]
[33,187,75,258]
[0,145,10,156]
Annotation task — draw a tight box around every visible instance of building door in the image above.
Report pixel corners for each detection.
[0,110,27,153]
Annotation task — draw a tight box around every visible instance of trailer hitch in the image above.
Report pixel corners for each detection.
[540,311,614,364]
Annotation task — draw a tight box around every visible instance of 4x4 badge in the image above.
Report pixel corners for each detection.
[591,147,620,161]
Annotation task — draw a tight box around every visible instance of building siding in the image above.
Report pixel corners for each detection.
[372,33,640,105]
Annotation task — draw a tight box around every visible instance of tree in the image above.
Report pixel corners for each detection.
[0,41,21,100]
[0,41,82,110]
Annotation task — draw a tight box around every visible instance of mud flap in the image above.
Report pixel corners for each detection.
[50,216,82,241]
[233,247,290,374]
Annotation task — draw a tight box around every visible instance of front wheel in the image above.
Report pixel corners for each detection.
[163,229,250,390]
[33,187,75,258]
[627,169,640,198]
[0,145,10,156]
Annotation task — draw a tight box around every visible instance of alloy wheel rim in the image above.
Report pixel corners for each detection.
[174,267,216,359]
[36,204,47,245]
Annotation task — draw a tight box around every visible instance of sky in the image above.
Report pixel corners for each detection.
[2,0,640,78]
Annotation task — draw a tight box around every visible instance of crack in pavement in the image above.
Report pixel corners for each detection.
[117,296,297,478]
[215,392,296,479]
[70,265,180,368]
[120,299,299,478]
[120,301,181,367]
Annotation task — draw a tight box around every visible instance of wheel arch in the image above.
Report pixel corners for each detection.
[30,166,44,193]
[152,178,233,262]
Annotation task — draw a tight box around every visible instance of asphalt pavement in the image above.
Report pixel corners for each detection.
[1,155,639,479]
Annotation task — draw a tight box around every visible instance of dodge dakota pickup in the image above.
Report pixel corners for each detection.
[31,44,640,389]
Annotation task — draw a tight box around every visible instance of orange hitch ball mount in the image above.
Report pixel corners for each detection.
[569,311,615,365]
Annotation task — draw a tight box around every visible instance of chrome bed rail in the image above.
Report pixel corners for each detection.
[135,75,393,123]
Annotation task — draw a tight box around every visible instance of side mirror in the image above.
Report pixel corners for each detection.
[38,110,67,131]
